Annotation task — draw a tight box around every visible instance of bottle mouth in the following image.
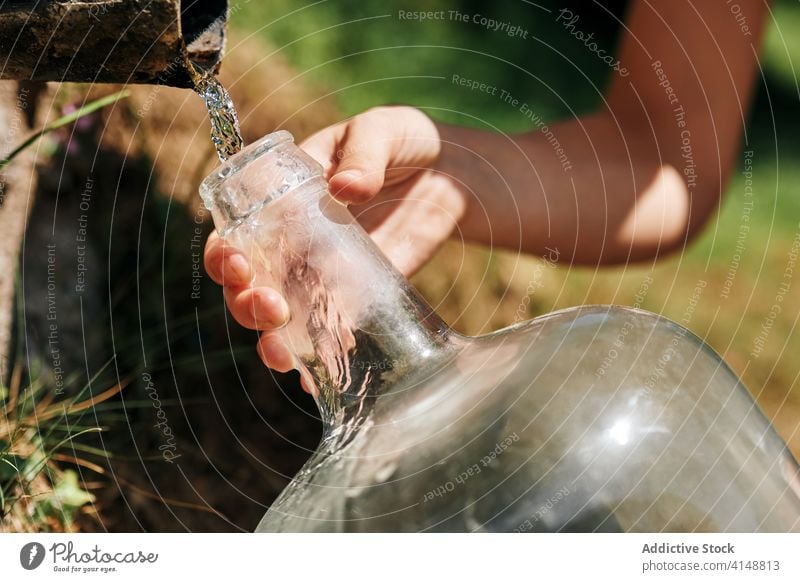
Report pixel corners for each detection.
[199,130,295,208]
[199,129,326,236]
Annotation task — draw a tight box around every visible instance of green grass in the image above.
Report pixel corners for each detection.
[0,356,122,531]
[763,0,800,94]
[230,0,615,126]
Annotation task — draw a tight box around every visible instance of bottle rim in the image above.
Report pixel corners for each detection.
[199,129,294,211]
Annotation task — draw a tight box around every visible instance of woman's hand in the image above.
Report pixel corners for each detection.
[204,106,467,377]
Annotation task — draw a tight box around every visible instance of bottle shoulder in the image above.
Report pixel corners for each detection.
[260,305,800,532]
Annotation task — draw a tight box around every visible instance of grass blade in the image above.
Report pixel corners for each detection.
[0,89,130,170]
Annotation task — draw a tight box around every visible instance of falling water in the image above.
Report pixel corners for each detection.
[194,73,244,161]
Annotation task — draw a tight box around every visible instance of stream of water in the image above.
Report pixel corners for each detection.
[194,73,244,161]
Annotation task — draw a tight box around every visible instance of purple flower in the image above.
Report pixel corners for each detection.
[62,103,95,132]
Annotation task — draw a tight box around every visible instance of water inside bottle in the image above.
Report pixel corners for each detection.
[194,73,244,161]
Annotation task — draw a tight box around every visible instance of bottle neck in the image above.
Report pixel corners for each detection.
[282,188,460,433]
[294,250,456,435]
[208,169,458,434]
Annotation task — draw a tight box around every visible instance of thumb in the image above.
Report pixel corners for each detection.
[328,113,395,205]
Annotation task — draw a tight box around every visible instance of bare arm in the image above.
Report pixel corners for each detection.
[441,0,767,263]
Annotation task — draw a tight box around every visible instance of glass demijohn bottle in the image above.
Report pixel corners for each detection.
[200,131,800,532]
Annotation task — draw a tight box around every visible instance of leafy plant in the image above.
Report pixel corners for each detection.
[0,357,125,532]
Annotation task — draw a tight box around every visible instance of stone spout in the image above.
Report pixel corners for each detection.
[0,0,229,88]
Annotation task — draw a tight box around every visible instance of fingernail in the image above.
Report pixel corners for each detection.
[333,170,362,193]
[227,254,250,284]
[274,296,290,325]
[338,169,362,179]
[256,290,289,327]
[257,335,295,373]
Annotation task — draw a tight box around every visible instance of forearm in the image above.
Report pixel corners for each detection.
[436,114,689,265]
[435,0,766,266]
